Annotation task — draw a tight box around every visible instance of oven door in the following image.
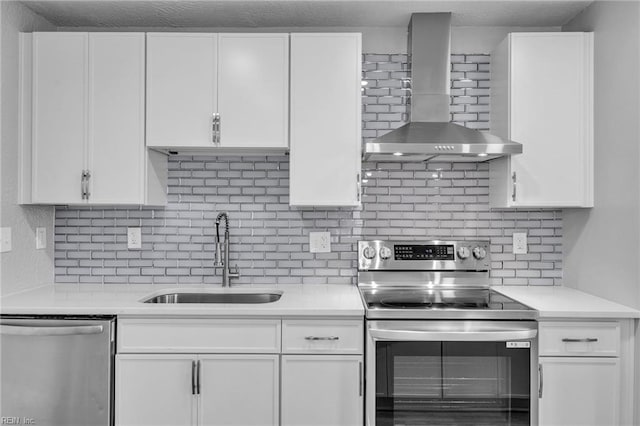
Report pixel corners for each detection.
[366,320,538,426]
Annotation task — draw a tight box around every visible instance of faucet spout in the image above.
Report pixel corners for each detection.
[214,212,240,287]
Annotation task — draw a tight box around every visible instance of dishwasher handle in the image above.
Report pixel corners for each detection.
[0,324,104,336]
[369,328,537,342]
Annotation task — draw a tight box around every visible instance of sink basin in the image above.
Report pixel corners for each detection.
[142,291,282,304]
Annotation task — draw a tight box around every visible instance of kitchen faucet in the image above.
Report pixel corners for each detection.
[214,212,240,287]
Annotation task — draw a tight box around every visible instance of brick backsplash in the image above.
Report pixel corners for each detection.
[54,53,562,286]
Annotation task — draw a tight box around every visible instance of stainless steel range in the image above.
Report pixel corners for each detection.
[358,240,538,426]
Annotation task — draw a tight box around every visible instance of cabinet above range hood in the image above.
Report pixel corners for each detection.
[363,13,522,162]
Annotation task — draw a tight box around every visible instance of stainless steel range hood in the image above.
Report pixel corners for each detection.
[363,13,522,162]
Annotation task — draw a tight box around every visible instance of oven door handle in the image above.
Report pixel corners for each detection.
[369,328,537,342]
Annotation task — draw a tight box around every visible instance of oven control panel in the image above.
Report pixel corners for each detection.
[394,244,454,261]
[358,240,490,271]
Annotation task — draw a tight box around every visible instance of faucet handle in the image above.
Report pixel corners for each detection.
[229,265,240,278]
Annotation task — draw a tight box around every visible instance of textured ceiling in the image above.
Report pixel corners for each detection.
[21,0,593,28]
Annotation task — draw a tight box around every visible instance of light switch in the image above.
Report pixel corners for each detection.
[0,227,12,253]
[513,232,527,254]
[36,227,47,250]
[309,232,331,253]
[127,227,142,249]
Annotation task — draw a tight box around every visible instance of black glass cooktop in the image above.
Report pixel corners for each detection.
[359,288,537,320]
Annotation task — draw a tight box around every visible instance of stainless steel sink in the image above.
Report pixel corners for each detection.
[142,291,282,304]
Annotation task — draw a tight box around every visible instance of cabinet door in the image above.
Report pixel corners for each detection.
[218,34,289,149]
[115,354,197,426]
[289,33,362,207]
[32,32,87,204]
[88,33,145,204]
[281,355,363,426]
[198,355,279,426]
[508,33,592,207]
[146,33,217,148]
[538,357,619,426]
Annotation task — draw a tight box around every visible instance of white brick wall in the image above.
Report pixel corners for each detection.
[54,53,562,286]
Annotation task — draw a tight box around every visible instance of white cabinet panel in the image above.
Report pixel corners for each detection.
[25,32,166,206]
[88,33,145,204]
[117,318,281,353]
[199,355,279,426]
[282,319,363,354]
[218,34,289,149]
[281,355,363,426]
[32,32,87,204]
[289,33,362,207]
[538,357,619,426]
[490,32,593,208]
[146,33,217,148]
[116,354,196,426]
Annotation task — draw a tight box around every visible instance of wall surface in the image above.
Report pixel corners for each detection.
[0,1,56,295]
[562,2,640,423]
[55,53,563,285]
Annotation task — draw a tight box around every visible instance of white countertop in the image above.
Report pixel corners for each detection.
[495,286,640,319]
[3,283,638,320]
[0,284,364,317]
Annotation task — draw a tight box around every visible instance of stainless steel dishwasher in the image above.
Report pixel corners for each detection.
[0,316,115,426]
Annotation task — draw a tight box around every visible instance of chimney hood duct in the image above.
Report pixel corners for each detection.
[363,13,522,162]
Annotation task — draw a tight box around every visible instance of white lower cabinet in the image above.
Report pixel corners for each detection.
[281,355,363,426]
[538,320,633,426]
[198,355,279,426]
[115,354,278,426]
[116,355,196,426]
[115,317,363,426]
[538,357,619,426]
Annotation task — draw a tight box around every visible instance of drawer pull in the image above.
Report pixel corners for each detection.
[562,338,598,343]
[305,336,340,341]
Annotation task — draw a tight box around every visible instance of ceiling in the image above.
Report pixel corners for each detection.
[21,0,593,28]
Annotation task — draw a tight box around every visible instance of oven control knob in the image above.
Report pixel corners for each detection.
[473,246,487,259]
[379,246,392,260]
[457,246,470,259]
[362,246,376,260]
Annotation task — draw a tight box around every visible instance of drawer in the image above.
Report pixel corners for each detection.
[118,318,281,353]
[282,319,363,354]
[539,321,620,357]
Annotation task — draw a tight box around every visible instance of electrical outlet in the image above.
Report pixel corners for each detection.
[36,227,47,250]
[513,232,527,254]
[309,231,331,253]
[127,227,142,249]
[0,227,11,253]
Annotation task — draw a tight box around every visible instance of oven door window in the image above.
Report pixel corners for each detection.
[376,341,530,426]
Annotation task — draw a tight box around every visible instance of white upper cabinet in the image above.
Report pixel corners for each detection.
[489,32,593,208]
[289,33,362,207]
[31,32,87,204]
[146,33,218,149]
[146,33,289,151]
[25,32,166,206]
[218,34,289,149]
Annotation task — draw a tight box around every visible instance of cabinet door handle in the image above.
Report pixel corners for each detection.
[217,113,221,145]
[212,113,220,144]
[84,170,91,200]
[561,337,598,343]
[191,360,197,395]
[538,364,543,398]
[81,170,91,200]
[511,171,517,202]
[196,360,201,394]
[212,113,221,145]
[356,173,361,202]
[80,170,86,200]
[359,361,363,397]
[304,336,339,341]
